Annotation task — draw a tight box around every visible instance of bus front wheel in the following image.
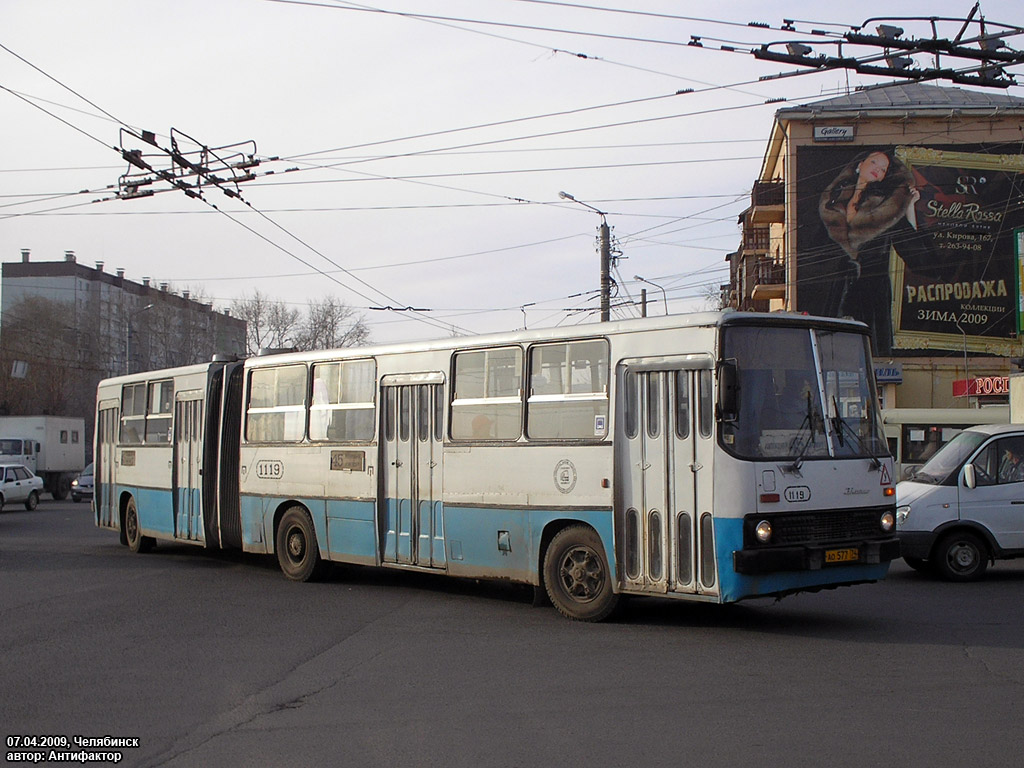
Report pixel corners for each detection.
[543,525,619,622]
[124,498,154,553]
[276,507,328,582]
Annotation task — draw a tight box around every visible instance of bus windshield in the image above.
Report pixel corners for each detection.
[721,325,886,461]
[911,429,988,485]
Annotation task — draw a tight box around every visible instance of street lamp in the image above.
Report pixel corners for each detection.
[559,191,611,322]
[125,303,154,375]
[634,275,668,316]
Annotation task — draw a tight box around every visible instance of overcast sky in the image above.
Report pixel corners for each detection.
[3,0,1021,344]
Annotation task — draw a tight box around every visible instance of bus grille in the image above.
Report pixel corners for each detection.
[749,507,887,546]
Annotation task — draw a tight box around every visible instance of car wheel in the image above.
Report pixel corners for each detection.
[933,530,988,582]
[543,525,620,622]
[24,490,39,511]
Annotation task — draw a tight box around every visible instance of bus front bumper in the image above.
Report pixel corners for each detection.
[732,537,901,575]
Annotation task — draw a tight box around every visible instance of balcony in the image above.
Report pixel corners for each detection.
[750,180,784,224]
[741,226,771,253]
[751,257,785,301]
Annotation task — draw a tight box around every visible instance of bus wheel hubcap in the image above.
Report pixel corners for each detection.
[288,530,305,560]
[560,547,602,601]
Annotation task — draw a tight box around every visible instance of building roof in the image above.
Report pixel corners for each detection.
[777,82,1024,117]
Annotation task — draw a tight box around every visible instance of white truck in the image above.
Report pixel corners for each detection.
[0,416,86,500]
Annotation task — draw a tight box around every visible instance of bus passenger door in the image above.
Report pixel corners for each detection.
[415,384,445,568]
[380,381,446,568]
[96,405,119,529]
[618,366,716,597]
[173,397,203,542]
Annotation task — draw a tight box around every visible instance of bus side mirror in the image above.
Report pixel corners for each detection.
[963,463,976,489]
[717,360,738,421]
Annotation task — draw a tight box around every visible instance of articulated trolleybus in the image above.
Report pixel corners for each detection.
[94,311,899,621]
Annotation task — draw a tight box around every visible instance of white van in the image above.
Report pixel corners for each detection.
[896,423,1024,581]
[882,407,1009,481]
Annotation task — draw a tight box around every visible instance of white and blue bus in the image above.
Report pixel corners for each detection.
[94,311,899,621]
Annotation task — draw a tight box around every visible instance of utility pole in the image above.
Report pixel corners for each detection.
[599,217,611,322]
[560,191,613,322]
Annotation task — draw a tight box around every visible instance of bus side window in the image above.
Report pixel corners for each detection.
[146,379,173,443]
[526,339,608,440]
[309,359,376,442]
[451,347,523,440]
[121,382,147,443]
[246,365,307,443]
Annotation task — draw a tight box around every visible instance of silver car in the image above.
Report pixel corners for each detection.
[0,463,44,511]
[71,463,94,503]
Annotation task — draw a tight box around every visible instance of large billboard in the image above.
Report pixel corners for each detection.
[795,144,1024,356]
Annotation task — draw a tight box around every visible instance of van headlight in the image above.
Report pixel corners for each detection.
[896,505,910,527]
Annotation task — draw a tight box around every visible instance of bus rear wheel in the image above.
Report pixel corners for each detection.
[125,498,154,553]
[543,525,619,622]
[276,507,328,582]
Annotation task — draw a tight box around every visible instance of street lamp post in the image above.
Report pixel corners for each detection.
[559,191,611,322]
[634,275,668,315]
[125,303,154,375]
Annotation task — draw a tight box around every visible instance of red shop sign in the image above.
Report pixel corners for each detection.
[952,376,1010,397]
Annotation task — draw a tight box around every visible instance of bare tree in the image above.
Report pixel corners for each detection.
[231,290,301,355]
[0,296,87,416]
[295,295,370,351]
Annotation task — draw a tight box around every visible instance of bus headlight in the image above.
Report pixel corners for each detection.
[755,520,772,544]
[880,511,895,533]
[895,505,910,527]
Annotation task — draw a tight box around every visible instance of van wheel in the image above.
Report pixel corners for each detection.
[125,498,154,553]
[933,531,988,582]
[543,525,619,622]
[276,507,328,582]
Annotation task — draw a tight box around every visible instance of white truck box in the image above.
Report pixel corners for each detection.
[0,415,86,499]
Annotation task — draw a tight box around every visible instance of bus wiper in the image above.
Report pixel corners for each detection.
[830,396,846,449]
[830,396,883,469]
[784,393,817,473]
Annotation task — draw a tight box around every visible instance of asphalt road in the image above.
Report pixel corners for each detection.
[2,500,1022,767]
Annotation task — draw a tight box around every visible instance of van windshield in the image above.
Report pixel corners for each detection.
[912,430,988,485]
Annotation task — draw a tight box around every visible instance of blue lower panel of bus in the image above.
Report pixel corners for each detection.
[132,486,177,537]
[240,495,377,565]
[443,506,614,585]
[714,517,891,602]
[121,485,205,543]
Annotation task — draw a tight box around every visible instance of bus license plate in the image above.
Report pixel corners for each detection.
[825,548,859,564]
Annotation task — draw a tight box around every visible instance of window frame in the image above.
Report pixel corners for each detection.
[245,364,309,444]
[450,346,524,441]
[525,338,610,441]
[308,358,377,443]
